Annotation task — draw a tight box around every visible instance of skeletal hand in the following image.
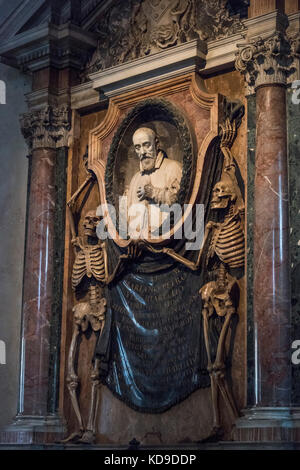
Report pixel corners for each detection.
[120,243,142,260]
[220,118,236,149]
[67,198,76,209]
[206,221,218,231]
[71,237,79,246]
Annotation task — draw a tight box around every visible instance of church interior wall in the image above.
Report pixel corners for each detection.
[0,63,31,429]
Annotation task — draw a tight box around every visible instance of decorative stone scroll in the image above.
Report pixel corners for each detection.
[20,105,71,150]
[83,0,246,78]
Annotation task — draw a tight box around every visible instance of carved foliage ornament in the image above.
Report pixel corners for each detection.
[84,0,245,77]
[290,32,300,59]
[20,105,71,150]
[235,31,296,91]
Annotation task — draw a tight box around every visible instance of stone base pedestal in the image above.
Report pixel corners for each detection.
[233,407,300,442]
[0,414,66,444]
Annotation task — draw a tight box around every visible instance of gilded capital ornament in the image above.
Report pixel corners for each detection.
[235,32,295,93]
[20,105,71,151]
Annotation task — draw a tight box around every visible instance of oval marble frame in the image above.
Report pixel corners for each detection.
[104,97,196,241]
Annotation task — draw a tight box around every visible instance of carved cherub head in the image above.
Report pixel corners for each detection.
[211,180,237,210]
[82,210,101,238]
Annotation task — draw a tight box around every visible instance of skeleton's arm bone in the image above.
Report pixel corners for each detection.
[106,245,141,284]
[194,224,214,268]
[66,175,95,244]
[67,204,77,241]
[106,258,125,285]
[144,224,212,271]
[145,243,198,270]
[163,248,199,271]
[67,175,94,207]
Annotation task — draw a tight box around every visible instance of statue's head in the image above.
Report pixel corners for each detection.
[132,127,159,172]
[82,210,100,238]
[211,180,237,210]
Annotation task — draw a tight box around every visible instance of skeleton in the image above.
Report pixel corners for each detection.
[200,145,245,433]
[64,208,107,445]
[62,148,124,444]
[145,117,245,435]
[208,181,245,270]
[62,116,243,441]
[63,149,141,444]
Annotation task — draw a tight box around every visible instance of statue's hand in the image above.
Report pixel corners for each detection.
[137,184,153,201]
[137,186,145,201]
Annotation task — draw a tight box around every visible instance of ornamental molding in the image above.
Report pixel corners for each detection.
[0,23,97,72]
[20,105,71,150]
[82,0,246,79]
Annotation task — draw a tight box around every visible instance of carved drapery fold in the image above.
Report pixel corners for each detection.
[20,105,71,151]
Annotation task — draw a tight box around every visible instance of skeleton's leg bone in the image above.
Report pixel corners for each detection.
[214,311,233,369]
[78,358,101,444]
[91,358,101,432]
[213,310,239,424]
[202,308,212,369]
[210,372,221,430]
[216,372,239,422]
[202,307,221,430]
[66,323,84,433]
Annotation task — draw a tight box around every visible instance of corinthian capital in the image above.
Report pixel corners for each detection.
[235,32,295,93]
[20,105,71,151]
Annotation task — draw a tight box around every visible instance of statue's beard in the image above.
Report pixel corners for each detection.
[140,155,156,171]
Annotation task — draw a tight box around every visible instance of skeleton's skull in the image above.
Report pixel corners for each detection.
[211,180,236,210]
[83,210,100,238]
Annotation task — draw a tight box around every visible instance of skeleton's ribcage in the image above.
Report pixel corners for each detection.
[72,246,106,289]
[215,218,245,269]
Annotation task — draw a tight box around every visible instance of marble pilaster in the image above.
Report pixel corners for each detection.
[254,84,290,407]
[0,105,70,444]
[233,22,300,440]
